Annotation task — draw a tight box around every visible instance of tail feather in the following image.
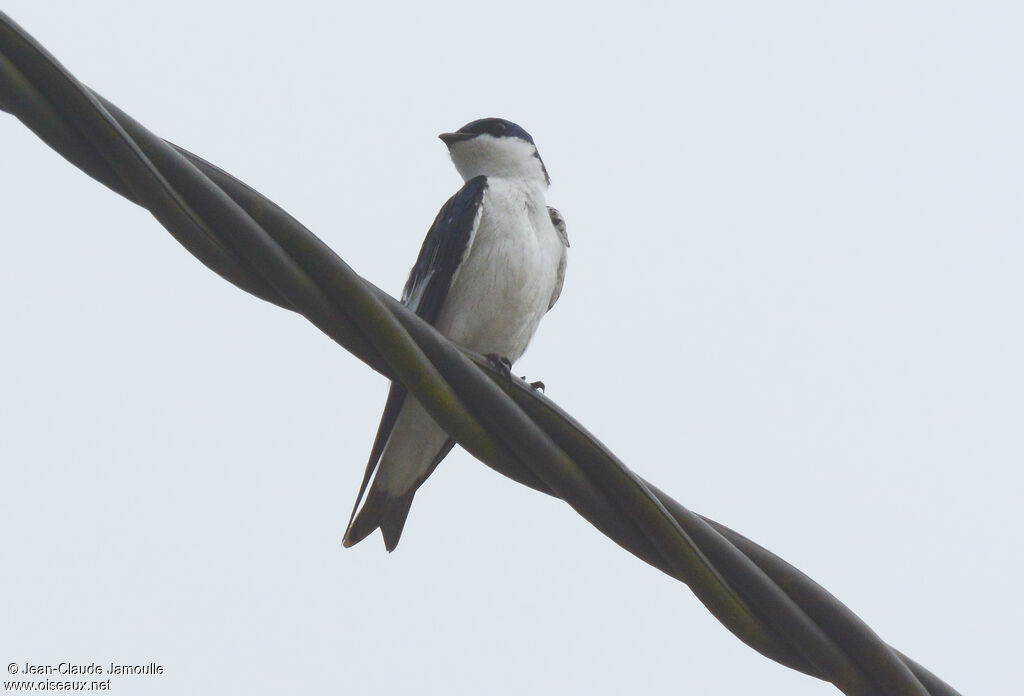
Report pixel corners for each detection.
[343,486,415,552]
[342,437,456,552]
[343,381,460,552]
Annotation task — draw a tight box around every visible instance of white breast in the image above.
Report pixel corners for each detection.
[434,178,563,363]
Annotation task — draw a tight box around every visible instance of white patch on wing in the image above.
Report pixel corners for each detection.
[403,270,433,312]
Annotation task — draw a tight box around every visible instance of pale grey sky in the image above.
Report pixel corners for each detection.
[2,2,1020,694]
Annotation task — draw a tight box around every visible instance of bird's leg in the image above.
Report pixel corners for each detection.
[483,354,544,391]
[484,353,514,387]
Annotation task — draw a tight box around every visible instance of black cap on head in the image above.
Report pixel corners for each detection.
[439,118,536,147]
[453,118,536,144]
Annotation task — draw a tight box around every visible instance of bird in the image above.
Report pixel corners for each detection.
[342,118,569,551]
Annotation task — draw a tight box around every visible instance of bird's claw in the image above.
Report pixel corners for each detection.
[483,354,545,392]
[485,353,514,386]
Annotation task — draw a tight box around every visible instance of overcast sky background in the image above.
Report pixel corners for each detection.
[1,3,1020,694]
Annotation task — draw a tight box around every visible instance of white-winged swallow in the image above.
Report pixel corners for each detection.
[343,118,569,551]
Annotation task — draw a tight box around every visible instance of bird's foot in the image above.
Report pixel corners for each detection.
[484,353,514,386]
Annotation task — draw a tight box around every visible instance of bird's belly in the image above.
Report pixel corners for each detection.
[435,220,558,363]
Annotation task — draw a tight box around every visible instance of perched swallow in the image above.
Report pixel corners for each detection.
[343,118,569,551]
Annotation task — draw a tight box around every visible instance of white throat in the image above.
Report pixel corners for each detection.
[449,135,549,186]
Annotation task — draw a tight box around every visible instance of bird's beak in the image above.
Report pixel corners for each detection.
[438,132,475,147]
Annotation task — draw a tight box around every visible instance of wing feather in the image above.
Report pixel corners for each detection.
[346,176,488,533]
[402,176,488,323]
[547,206,569,311]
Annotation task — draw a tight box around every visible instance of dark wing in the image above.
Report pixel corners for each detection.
[547,206,569,310]
[402,175,489,323]
[346,176,488,535]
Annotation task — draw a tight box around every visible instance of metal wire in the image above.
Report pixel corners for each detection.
[0,12,963,695]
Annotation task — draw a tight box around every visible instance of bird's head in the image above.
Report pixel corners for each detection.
[439,118,550,186]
